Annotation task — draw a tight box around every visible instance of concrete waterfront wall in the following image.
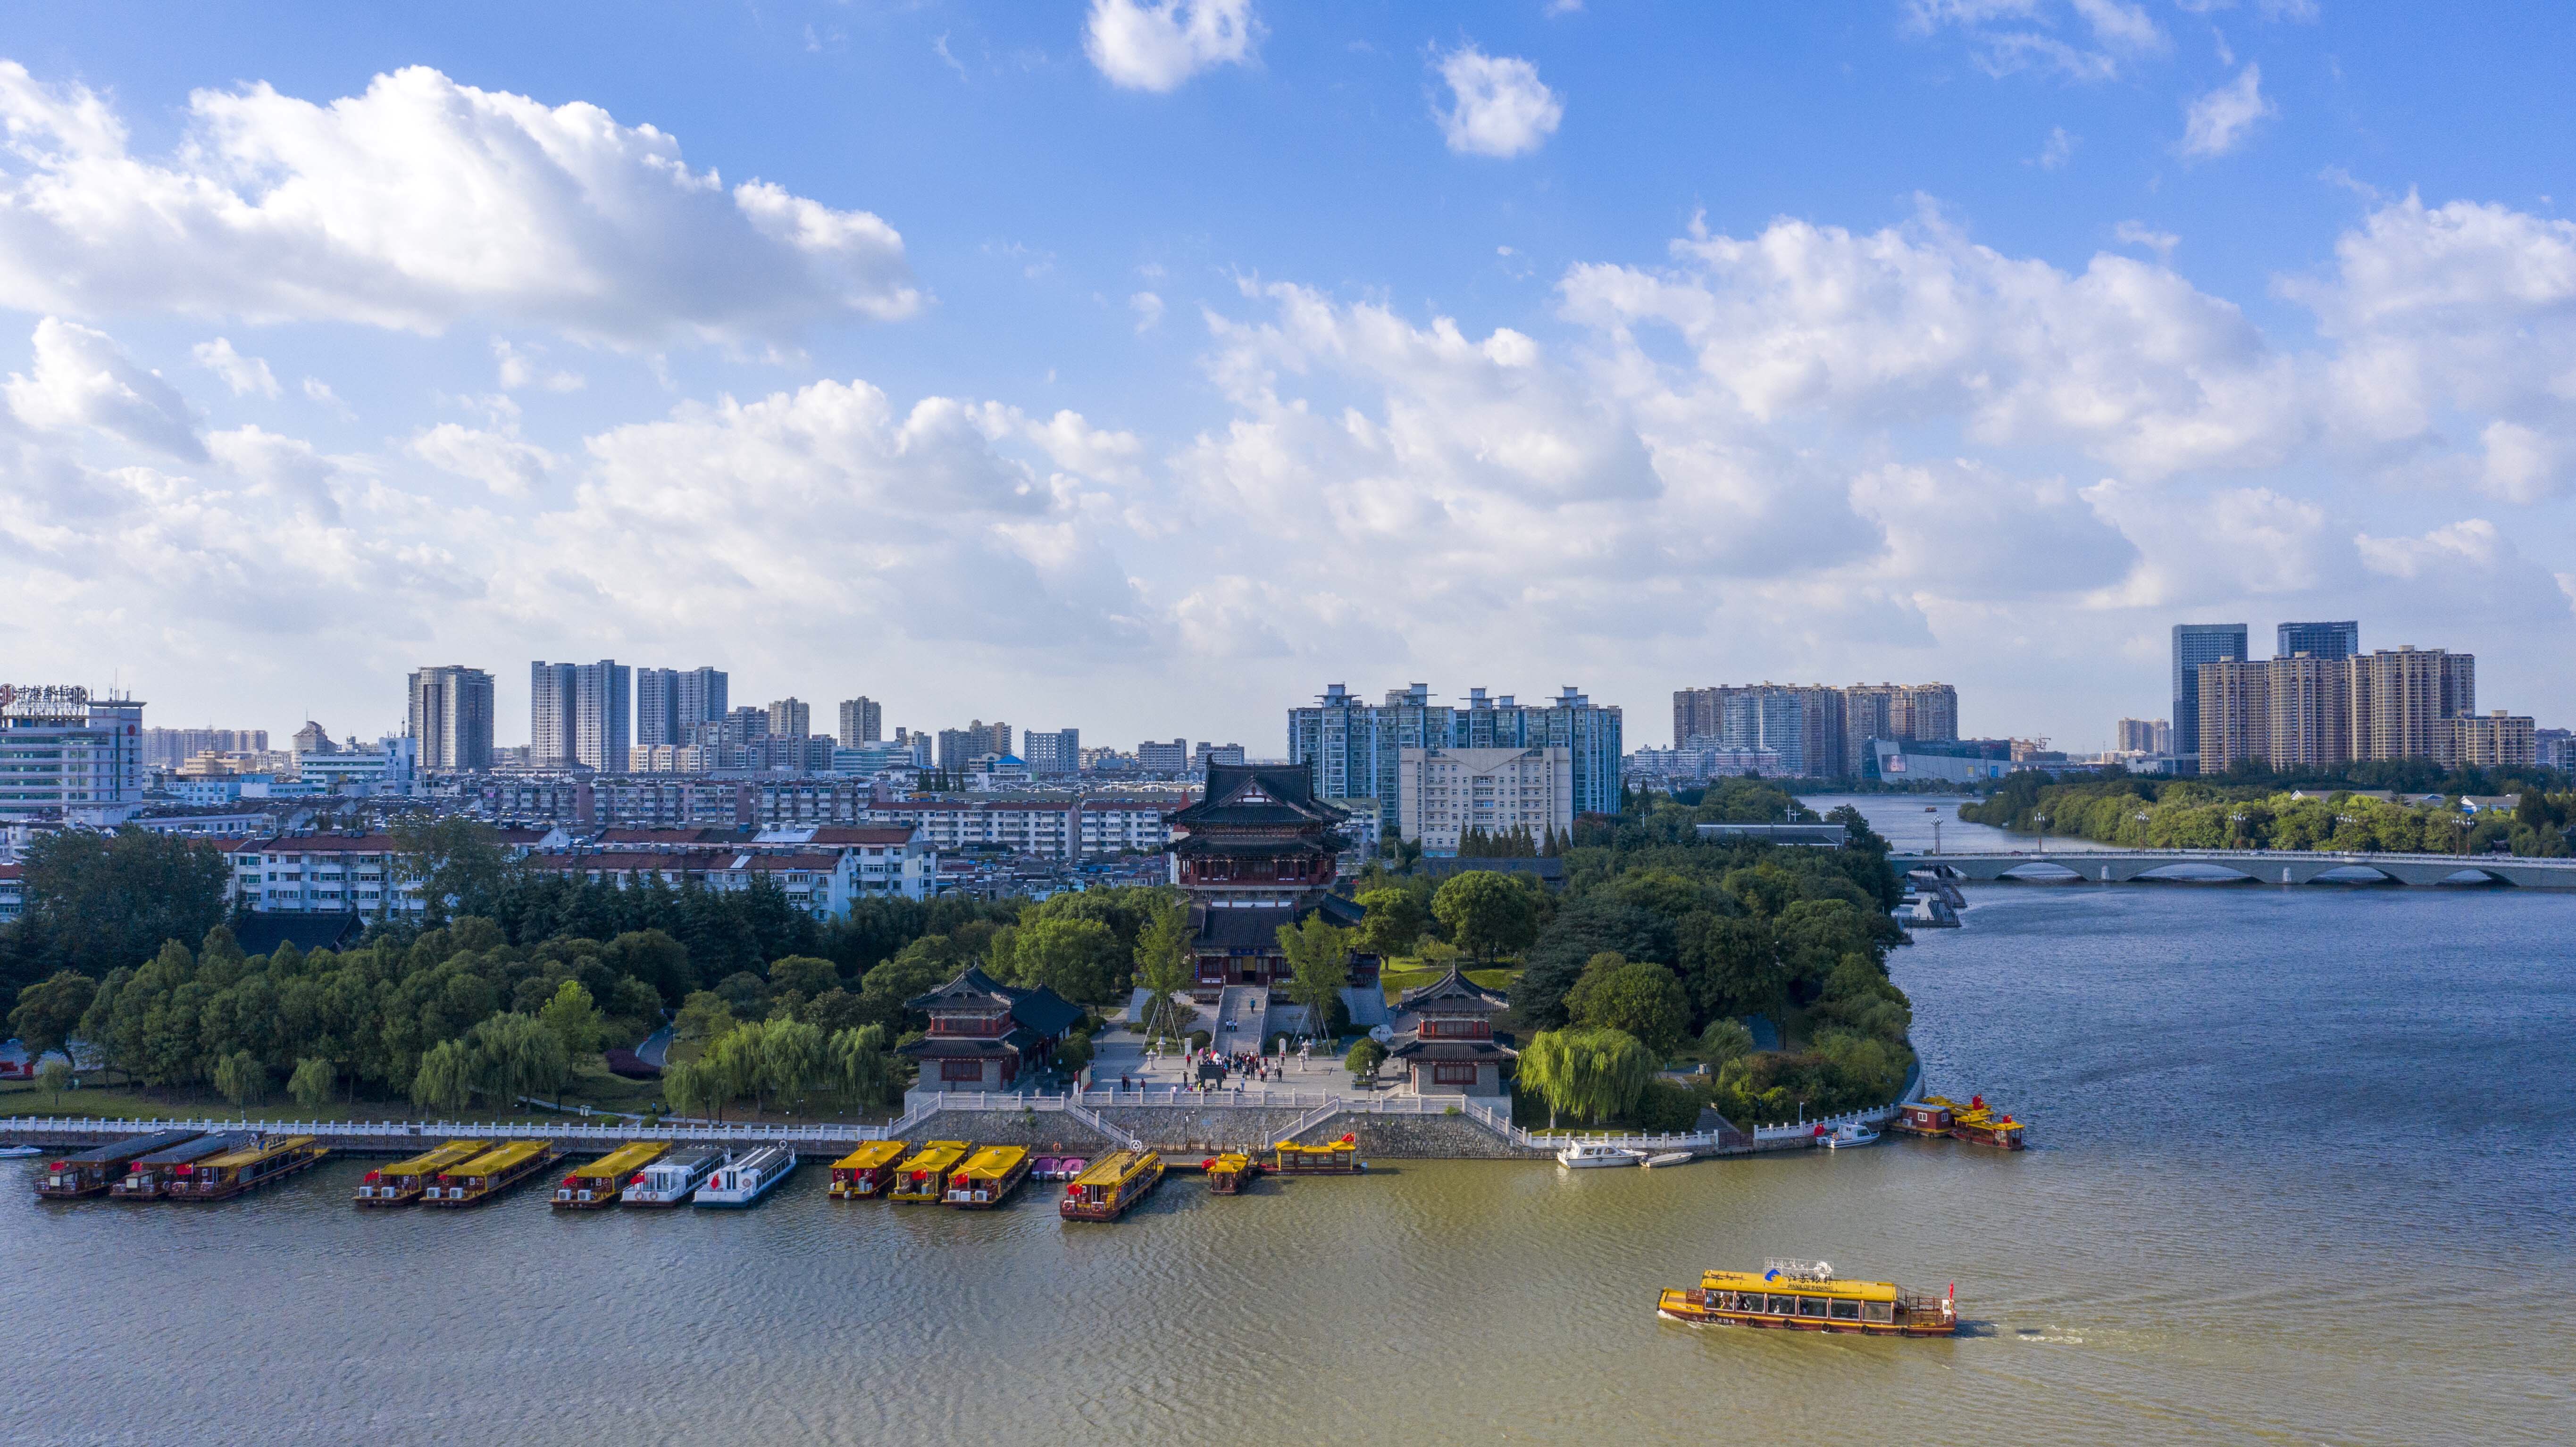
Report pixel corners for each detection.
[897,1109,1122,1154]
[1295,1111,1551,1160]
[907,1106,1550,1158]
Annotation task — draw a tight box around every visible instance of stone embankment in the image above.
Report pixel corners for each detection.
[894,1106,1547,1158]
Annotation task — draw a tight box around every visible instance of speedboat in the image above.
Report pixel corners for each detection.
[1819,1123,1881,1150]
[0,1145,42,1159]
[1556,1141,1646,1169]
[1641,1150,1694,1168]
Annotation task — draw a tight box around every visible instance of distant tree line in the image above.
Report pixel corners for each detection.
[1963,772,2576,857]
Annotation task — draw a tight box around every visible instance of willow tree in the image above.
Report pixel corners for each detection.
[663,1059,726,1122]
[760,1019,828,1115]
[410,1040,474,1113]
[831,1024,896,1112]
[1519,1027,1655,1127]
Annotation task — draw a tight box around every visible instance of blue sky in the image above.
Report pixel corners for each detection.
[3,1,2572,753]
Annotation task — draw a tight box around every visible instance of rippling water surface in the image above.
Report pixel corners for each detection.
[8,805,2571,1445]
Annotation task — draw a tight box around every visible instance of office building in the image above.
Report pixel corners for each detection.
[838,697,883,747]
[1291,683,1624,833]
[0,687,146,821]
[1137,738,1189,774]
[1397,747,1573,856]
[2276,621,2360,662]
[2171,624,2250,759]
[768,698,811,740]
[407,665,493,771]
[1022,727,1080,777]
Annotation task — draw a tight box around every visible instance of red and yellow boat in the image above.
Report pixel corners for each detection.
[828,1140,908,1199]
[1657,1260,1956,1337]
[1060,1149,1162,1222]
[1203,1152,1259,1194]
[356,1140,491,1206]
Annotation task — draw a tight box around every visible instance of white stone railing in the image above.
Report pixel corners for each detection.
[0,1115,884,1145]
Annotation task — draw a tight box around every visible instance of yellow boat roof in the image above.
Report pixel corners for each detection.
[384,1140,490,1176]
[953,1146,1027,1179]
[1274,1139,1355,1154]
[832,1140,908,1170]
[452,1141,546,1175]
[201,1135,316,1169]
[1074,1150,1157,1186]
[567,1142,667,1179]
[896,1140,970,1171]
[1698,1270,1899,1303]
[1211,1152,1251,1168]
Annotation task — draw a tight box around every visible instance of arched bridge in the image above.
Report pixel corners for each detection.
[1892,849,2576,890]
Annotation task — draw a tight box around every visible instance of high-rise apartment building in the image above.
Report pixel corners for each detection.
[1397,746,1574,856]
[407,665,493,771]
[139,727,269,770]
[838,697,883,747]
[1193,741,1247,772]
[2199,644,2486,770]
[635,666,727,748]
[1022,727,1080,776]
[934,720,1011,773]
[2171,624,2250,758]
[531,661,577,767]
[768,698,811,740]
[2276,621,2360,661]
[2448,712,2537,767]
[1291,683,1624,832]
[2114,718,2169,755]
[0,687,145,820]
[1137,738,1189,773]
[1674,683,1924,779]
[535,659,629,771]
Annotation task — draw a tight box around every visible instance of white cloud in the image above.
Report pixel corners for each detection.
[2180,63,2274,157]
[2037,126,2079,169]
[2478,421,2570,504]
[1130,291,1166,331]
[1910,0,2159,81]
[207,424,343,520]
[493,338,585,393]
[0,61,919,345]
[2356,518,2500,579]
[1433,47,1564,158]
[2113,220,2180,260]
[1083,0,1261,92]
[407,423,557,498]
[2068,0,2166,52]
[4,317,206,461]
[192,338,280,399]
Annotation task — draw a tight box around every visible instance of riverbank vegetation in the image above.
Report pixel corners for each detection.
[1963,773,2576,857]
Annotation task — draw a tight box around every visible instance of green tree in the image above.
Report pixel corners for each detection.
[829,1023,897,1112]
[1566,957,1692,1058]
[760,1018,828,1113]
[18,827,230,978]
[9,970,97,1065]
[468,1011,570,1106]
[1003,917,1122,1003]
[287,1056,335,1109]
[708,1021,770,1115]
[1355,887,1427,958]
[1431,872,1540,965]
[674,990,735,1049]
[537,979,605,1060]
[1346,1037,1387,1085]
[410,1039,474,1112]
[36,1057,71,1107]
[386,815,518,923]
[1275,915,1352,1043]
[663,1058,726,1121]
[767,954,840,998]
[1131,899,1197,1048]
[1518,1027,1655,1126]
[1698,1018,1756,1068]
[602,929,695,1005]
[213,1049,269,1107]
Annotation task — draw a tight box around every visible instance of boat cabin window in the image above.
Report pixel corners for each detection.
[1766,1295,1795,1315]
[1829,1299,1862,1321]
[1863,1303,1894,1323]
[1796,1296,1829,1318]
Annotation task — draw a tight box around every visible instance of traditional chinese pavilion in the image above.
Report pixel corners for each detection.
[1387,967,1514,1095]
[897,966,1084,1093]
[1164,763,1365,999]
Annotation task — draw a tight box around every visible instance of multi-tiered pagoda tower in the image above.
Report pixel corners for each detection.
[1163,763,1364,1000]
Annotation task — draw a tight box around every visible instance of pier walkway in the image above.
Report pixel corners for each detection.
[1895,848,2576,889]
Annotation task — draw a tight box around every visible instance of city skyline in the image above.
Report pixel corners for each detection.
[5,6,2574,748]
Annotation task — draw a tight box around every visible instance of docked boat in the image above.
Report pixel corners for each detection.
[1061,1149,1163,1222]
[1054,1156,1088,1181]
[552,1141,669,1209]
[166,1135,328,1201]
[1898,1094,2025,1149]
[1204,1152,1259,1194]
[1031,1155,1064,1181]
[1641,1150,1695,1168]
[1272,1135,1365,1174]
[110,1133,251,1199]
[357,1139,492,1206]
[0,1145,39,1158]
[422,1141,560,1207]
[828,1140,909,1199]
[36,1130,201,1199]
[1656,1259,1957,1337]
[889,1140,972,1203]
[1555,1141,1645,1169]
[624,1148,722,1206]
[944,1146,1032,1208]
[693,1144,795,1208]
[1820,1123,1881,1150]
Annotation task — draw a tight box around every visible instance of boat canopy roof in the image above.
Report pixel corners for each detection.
[953,1146,1027,1180]
[199,1135,315,1170]
[568,1142,665,1179]
[451,1141,545,1176]
[54,1129,201,1167]
[1273,1138,1357,1156]
[1073,1150,1154,1186]
[385,1140,491,1176]
[1698,1270,1899,1303]
[897,1140,971,1172]
[832,1140,908,1170]
[135,1132,252,1166]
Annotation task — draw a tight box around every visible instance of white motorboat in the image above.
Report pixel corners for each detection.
[693,1144,796,1207]
[1819,1123,1882,1150]
[1556,1141,1647,1169]
[624,1147,723,1206]
[0,1145,42,1159]
[1640,1151,1694,1169]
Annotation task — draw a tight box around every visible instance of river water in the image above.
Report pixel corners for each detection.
[8,796,2571,1445]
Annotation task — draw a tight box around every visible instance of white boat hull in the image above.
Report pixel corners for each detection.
[694,1153,796,1207]
[1556,1148,1644,1169]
